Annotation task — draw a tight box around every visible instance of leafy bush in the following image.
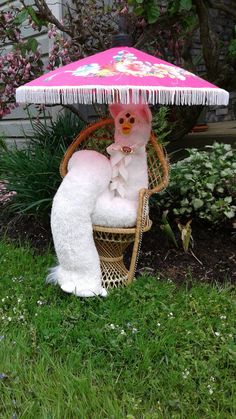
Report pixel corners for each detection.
[0,113,84,219]
[151,106,172,145]
[155,142,236,224]
[228,25,236,60]
[0,134,8,151]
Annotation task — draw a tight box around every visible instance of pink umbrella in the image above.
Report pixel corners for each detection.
[16,46,229,106]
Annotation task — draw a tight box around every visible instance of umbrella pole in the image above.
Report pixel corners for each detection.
[111,14,133,47]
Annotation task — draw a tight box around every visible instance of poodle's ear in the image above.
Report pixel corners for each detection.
[138,105,152,124]
[109,104,124,119]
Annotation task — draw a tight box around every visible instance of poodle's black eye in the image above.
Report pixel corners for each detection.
[126,113,130,118]
[129,117,135,124]
[119,118,124,124]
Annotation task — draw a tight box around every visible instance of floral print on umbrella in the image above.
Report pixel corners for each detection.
[45,50,195,81]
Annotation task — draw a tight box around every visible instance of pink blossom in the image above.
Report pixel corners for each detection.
[4,12,13,22]
[0,181,16,203]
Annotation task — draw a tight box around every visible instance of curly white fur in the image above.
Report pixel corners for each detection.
[47,104,152,297]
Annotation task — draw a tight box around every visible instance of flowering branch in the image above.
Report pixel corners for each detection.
[0,7,44,118]
[33,0,73,37]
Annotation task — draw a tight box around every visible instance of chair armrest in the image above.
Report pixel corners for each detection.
[148,137,170,195]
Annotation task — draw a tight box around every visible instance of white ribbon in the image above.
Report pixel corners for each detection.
[106,143,143,198]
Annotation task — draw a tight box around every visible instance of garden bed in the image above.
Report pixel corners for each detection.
[0,199,235,285]
[139,212,236,284]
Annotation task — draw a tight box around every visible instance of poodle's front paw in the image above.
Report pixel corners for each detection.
[100,287,108,297]
[60,281,76,294]
[75,287,108,298]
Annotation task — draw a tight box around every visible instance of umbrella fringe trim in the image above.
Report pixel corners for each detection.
[16,86,229,106]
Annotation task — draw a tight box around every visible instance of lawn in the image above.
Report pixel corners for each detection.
[0,240,235,418]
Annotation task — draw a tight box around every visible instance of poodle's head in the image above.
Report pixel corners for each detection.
[109,103,152,147]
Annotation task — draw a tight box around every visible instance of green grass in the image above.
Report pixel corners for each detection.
[0,241,235,418]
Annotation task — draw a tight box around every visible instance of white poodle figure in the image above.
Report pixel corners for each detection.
[47,103,152,297]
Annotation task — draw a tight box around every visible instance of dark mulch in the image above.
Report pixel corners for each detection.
[0,200,235,284]
[138,213,236,284]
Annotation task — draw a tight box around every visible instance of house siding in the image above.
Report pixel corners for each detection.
[0,0,62,147]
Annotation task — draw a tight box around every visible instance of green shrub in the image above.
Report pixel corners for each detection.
[155,142,236,224]
[0,106,172,223]
[0,113,84,220]
[151,106,172,145]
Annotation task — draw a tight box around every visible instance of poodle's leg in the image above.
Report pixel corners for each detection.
[48,150,111,297]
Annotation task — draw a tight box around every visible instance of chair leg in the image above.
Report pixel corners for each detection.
[94,233,134,288]
[127,223,142,284]
[127,190,149,284]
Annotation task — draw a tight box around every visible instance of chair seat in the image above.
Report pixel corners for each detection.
[92,218,152,234]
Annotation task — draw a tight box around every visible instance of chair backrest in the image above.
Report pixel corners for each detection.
[60,118,169,195]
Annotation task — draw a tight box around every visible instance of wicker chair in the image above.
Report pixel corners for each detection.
[60,118,169,289]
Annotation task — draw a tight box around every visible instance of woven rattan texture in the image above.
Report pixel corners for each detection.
[60,118,169,288]
[60,119,168,193]
[94,230,134,288]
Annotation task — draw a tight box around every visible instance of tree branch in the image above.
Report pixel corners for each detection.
[181,22,199,73]
[193,0,220,81]
[34,0,73,37]
[208,0,236,20]
[63,104,87,123]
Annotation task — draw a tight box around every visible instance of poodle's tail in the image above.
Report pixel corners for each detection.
[46,266,59,284]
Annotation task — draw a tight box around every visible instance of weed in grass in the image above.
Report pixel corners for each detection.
[0,240,235,418]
